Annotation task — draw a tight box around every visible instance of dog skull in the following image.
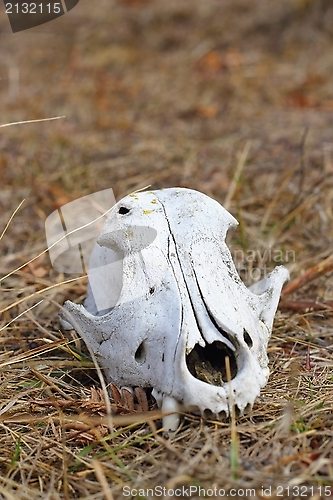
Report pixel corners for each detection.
[60,188,289,430]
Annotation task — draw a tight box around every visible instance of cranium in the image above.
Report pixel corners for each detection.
[60,188,289,430]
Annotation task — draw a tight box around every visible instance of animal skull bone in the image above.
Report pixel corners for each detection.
[60,188,289,431]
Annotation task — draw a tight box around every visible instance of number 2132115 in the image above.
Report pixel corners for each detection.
[5,3,61,14]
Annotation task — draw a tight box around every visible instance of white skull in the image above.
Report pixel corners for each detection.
[60,188,289,429]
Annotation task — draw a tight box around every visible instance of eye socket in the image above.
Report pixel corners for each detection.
[118,206,130,215]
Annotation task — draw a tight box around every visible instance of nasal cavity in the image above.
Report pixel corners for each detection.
[186,341,238,386]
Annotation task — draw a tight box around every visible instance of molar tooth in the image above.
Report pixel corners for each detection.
[217,410,227,421]
[202,408,214,420]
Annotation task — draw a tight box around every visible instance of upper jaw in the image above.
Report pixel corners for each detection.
[167,318,269,419]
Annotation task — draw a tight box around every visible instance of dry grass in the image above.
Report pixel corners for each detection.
[1,0,333,498]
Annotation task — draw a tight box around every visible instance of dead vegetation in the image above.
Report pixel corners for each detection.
[0,0,333,498]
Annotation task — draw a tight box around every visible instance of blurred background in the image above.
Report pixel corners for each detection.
[1,0,333,294]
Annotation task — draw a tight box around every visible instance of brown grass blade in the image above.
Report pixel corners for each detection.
[282,254,333,295]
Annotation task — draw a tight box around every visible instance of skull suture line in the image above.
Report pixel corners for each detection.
[60,188,289,430]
